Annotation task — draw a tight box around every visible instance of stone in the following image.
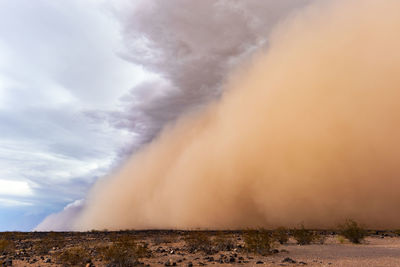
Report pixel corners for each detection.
[282,257,297,264]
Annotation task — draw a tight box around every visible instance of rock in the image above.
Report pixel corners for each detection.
[187,262,193,267]
[282,257,297,264]
[229,256,235,262]
[256,261,264,264]
[45,258,51,263]
[299,261,307,265]
[165,259,176,266]
[204,256,214,262]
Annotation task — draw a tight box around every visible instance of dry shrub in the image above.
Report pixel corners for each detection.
[293,224,320,245]
[152,234,177,245]
[184,232,213,254]
[272,227,289,244]
[243,229,275,255]
[212,233,236,251]
[98,236,150,266]
[338,219,366,244]
[33,234,65,255]
[0,239,14,254]
[57,247,91,266]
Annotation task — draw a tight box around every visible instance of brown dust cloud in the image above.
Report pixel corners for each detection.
[74,0,400,230]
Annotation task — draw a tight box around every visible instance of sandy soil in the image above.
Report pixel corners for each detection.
[1,231,400,266]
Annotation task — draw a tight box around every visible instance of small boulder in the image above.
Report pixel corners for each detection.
[282,257,297,264]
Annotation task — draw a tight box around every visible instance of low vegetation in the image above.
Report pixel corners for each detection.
[97,236,151,266]
[57,247,91,266]
[0,239,14,254]
[33,233,66,255]
[212,233,236,251]
[243,229,275,255]
[184,231,214,254]
[338,219,367,244]
[293,224,320,245]
[272,227,289,244]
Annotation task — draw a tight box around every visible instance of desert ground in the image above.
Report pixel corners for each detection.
[1,229,400,267]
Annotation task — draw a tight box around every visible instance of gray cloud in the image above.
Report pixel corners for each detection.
[104,0,312,150]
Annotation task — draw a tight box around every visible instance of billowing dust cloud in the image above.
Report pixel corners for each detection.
[75,0,400,230]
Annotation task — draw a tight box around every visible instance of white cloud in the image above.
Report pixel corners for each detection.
[0,198,33,207]
[0,180,33,197]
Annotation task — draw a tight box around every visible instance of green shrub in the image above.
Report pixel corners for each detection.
[272,227,289,244]
[338,219,366,244]
[293,224,318,245]
[243,229,275,255]
[57,247,91,266]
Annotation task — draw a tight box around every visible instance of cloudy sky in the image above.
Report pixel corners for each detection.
[0,0,150,230]
[0,0,311,231]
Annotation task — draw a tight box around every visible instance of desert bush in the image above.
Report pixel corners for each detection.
[212,233,236,251]
[184,232,214,254]
[293,224,318,245]
[57,247,91,266]
[243,229,275,255]
[0,239,14,254]
[337,235,346,244]
[33,239,62,255]
[338,219,366,244]
[98,237,150,267]
[33,232,66,255]
[272,227,289,244]
[152,234,177,245]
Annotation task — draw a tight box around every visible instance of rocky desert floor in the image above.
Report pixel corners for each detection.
[1,229,400,266]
